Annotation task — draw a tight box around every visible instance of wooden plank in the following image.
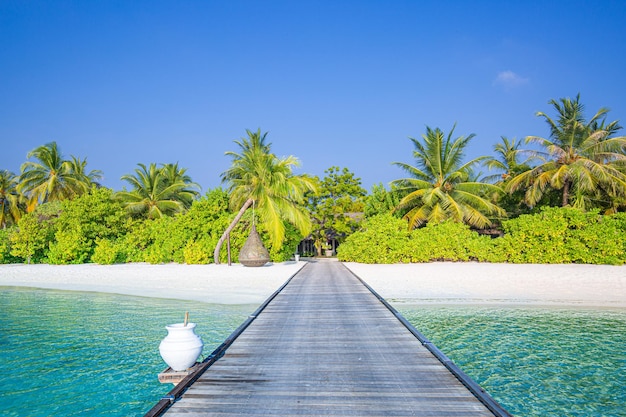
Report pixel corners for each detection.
[153,259,510,417]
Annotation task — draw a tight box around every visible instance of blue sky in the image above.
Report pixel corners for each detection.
[2,1,625,192]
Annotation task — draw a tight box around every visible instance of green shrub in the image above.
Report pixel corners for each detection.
[337,214,410,263]
[92,239,127,264]
[264,222,303,262]
[48,188,129,264]
[408,221,493,262]
[0,228,20,264]
[9,202,61,263]
[182,240,212,264]
[337,207,626,265]
[493,207,626,264]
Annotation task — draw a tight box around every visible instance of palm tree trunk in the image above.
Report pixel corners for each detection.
[214,198,254,264]
[562,180,570,207]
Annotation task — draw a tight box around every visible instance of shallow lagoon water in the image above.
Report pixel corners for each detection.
[1,288,625,416]
[0,287,252,416]
[399,305,626,417]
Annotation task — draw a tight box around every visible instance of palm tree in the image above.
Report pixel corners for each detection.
[18,142,103,211]
[214,129,317,264]
[483,137,531,183]
[159,162,200,209]
[66,156,104,193]
[0,170,22,228]
[507,94,626,209]
[117,163,200,219]
[392,125,505,229]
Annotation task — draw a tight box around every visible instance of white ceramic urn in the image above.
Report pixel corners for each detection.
[158,323,204,371]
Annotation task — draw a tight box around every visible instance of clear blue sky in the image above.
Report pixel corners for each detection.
[2,0,625,192]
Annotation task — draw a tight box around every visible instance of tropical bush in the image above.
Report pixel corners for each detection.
[92,238,127,265]
[337,214,410,263]
[338,208,626,265]
[98,188,298,265]
[493,207,626,264]
[406,221,493,263]
[0,228,20,264]
[9,202,61,263]
[47,188,129,264]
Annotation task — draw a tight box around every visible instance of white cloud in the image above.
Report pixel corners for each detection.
[493,70,529,89]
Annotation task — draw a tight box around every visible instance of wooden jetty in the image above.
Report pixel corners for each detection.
[146,259,511,417]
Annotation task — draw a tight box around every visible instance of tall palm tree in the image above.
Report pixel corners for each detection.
[214,129,317,264]
[18,142,81,211]
[117,163,200,219]
[392,125,505,229]
[18,143,103,211]
[0,170,22,228]
[67,156,104,193]
[159,162,200,209]
[507,94,626,209]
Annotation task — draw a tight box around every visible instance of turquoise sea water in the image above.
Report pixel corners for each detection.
[399,306,626,417]
[0,287,252,416]
[1,288,624,416]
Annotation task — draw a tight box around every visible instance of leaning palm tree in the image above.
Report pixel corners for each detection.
[18,142,82,211]
[214,129,317,264]
[117,163,200,219]
[392,125,505,229]
[0,170,23,228]
[507,94,626,209]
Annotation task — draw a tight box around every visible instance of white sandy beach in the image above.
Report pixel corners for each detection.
[1,261,624,308]
[345,262,626,308]
[0,262,305,304]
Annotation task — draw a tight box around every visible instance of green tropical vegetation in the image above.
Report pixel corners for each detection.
[507,94,626,211]
[0,169,22,229]
[337,208,626,265]
[2,94,626,266]
[392,124,506,229]
[306,166,366,256]
[18,142,102,212]
[363,183,402,219]
[116,162,200,219]
[214,129,317,263]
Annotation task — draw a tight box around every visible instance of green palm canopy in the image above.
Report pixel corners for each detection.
[507,94,626,210]
[0,170,22,228]
[392,125,504,229]
[117,162,200,219]
[214,129,317,264]
[18,142,101,211]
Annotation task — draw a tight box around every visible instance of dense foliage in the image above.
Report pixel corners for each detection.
[306,166,366,255]
[2,95,626,266]
[215,129,316,263]
[47,188,129,264]
[338,208,626,265]
[8,202,61,263]
[1,188,301,265]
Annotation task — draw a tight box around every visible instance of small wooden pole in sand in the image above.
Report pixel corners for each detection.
[227,233,232,266]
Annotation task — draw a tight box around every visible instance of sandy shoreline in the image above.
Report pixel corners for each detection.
[0,262,305,305]
[345,262,626,308]
[1,261,625,308]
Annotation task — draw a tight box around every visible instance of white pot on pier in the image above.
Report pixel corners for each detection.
[158,323,204,371]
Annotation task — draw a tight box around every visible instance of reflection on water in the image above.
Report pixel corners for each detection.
[0,287,252,416]
[398,305,626,417]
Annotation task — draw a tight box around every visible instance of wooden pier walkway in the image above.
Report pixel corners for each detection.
[147,259,511,417]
